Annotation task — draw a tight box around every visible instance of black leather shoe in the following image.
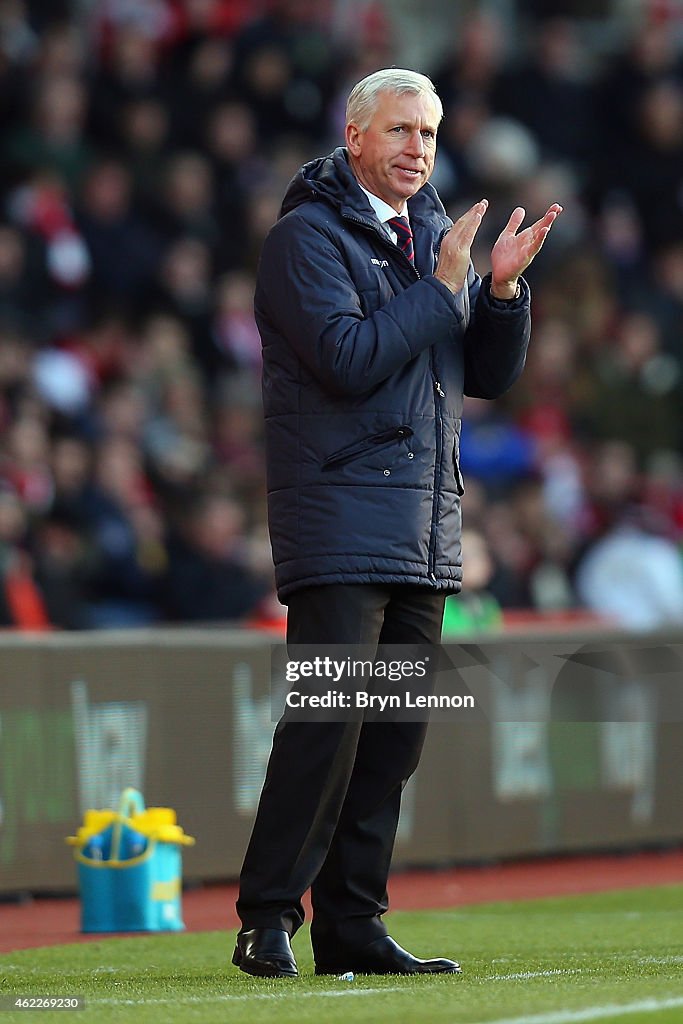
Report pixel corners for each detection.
[232,928,298,977]
[314,934,461,975]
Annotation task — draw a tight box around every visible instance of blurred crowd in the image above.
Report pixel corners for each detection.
[2,0,683,631]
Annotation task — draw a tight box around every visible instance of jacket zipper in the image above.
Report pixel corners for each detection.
[433,226,450,268]
[343,208,444,579]
[428,365,444,582]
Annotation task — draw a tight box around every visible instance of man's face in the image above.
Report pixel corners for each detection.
[346,90,439,212]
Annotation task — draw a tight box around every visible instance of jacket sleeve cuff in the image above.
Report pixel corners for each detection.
[481,272,529,312]
[423,274,465,320]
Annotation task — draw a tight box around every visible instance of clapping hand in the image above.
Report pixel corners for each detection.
[435,199,489,295]
[490,204,563,299]
[435,200,562,298]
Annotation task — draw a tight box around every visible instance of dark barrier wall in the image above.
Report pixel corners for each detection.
[1,630,682,893]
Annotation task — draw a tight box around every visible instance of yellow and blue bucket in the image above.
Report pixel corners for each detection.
[66,788,195,933]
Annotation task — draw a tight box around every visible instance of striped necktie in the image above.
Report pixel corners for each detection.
[387,216,414,264]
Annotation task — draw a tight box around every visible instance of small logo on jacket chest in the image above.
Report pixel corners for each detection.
[371,258,389,268]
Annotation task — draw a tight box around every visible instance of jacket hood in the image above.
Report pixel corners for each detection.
[280,147,353,217]
[279,146,447,225]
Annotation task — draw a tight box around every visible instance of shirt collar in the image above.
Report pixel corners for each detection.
[357,183,410,227]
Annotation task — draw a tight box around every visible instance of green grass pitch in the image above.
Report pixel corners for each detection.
[1,886,683,1023]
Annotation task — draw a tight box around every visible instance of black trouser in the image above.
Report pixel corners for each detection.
[236,583,445,952]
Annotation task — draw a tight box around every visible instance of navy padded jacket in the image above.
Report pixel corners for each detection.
[256,147,531,601]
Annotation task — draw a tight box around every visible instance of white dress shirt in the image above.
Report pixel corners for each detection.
[357,184,410,246]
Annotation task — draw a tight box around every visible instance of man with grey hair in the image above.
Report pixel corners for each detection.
[233,68,561,979]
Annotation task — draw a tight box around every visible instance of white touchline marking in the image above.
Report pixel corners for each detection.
[473,994,683,1024]
[88,991,683,1018]
[489,969,581,981]
[636,956,683,965]
[11,958,683,1015]
[93,987,406,1005]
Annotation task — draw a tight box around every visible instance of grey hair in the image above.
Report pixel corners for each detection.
[346,68,443,132]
